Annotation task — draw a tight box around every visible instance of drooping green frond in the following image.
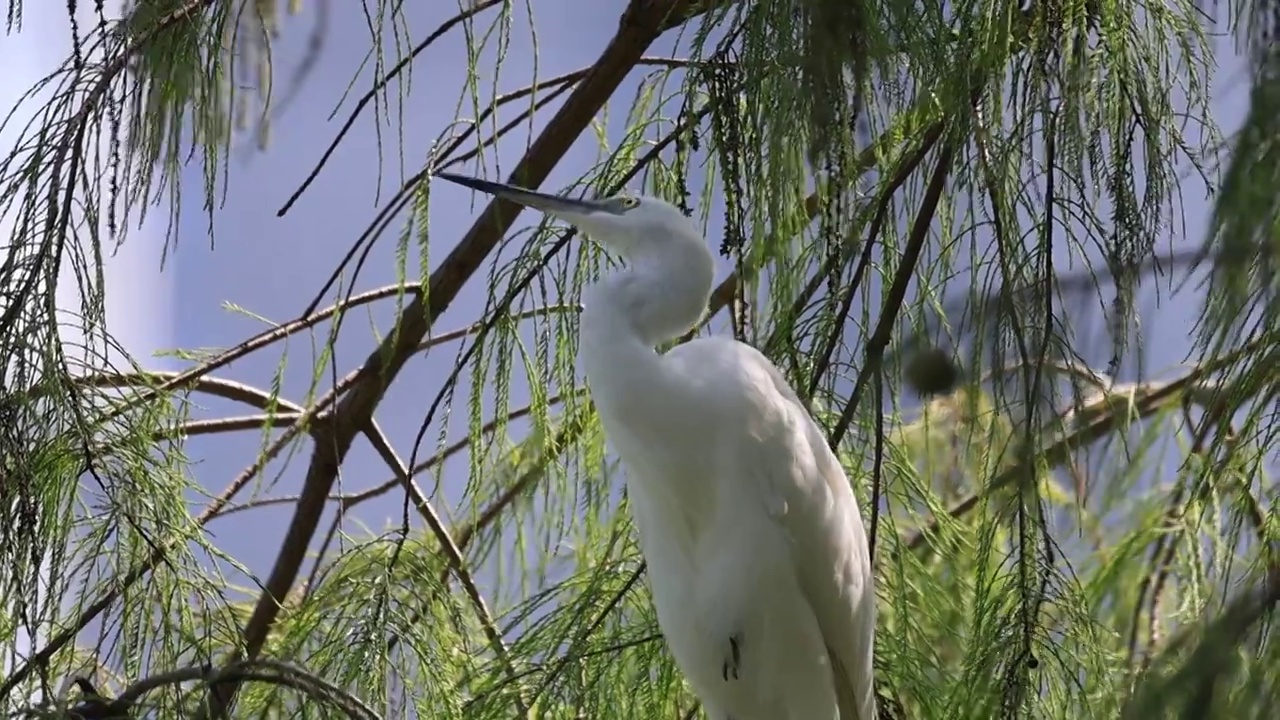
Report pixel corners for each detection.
[3,0,1277,718]
[1199,1,1280,435]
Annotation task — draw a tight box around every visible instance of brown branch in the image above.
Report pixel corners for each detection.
[1122,572,1280,718]
[165,414,304,439]
[78,372,305,414]
[50,659,382,720]
[310,391,571,538]
[89,297,570,472]
[1139,518,1183,675]
[201,2,727,715]
[414,303,580,352]
[1124,472,1200,679]
[828,141,958,451]
[206,393,568,526]
[1130,404,1274,675]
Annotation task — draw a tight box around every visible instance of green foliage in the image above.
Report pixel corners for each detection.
[1,0,1276,718]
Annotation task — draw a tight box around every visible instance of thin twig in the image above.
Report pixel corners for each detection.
[277,0,506,216]
[828,141,958,450]
[436,57,715,170]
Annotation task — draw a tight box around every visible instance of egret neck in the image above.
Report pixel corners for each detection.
[578,242,715,393]
[577,240,718,556]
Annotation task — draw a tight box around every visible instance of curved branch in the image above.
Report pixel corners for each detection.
[84,295,567,434]
[79,372,305,414]
[51,659,383,720]
[92,283,423,426]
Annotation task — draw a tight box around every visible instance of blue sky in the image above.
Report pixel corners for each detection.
[1,0,1256,683]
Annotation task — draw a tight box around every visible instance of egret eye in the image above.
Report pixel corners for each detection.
[618,196,640,210]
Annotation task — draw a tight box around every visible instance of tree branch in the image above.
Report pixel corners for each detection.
[200,2,726,715]
[902,337,1268,553]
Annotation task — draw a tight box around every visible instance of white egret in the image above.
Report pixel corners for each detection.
[438,173,878,720]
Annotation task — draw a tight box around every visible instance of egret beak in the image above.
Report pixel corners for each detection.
[435,172,610,224]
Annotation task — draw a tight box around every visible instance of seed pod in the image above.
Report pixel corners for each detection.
[904,345,962,397]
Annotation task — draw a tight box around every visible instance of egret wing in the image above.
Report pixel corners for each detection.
[665,337,878,719]
[747,355,879,720]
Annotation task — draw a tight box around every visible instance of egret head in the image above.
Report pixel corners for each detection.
[436,172,703,260]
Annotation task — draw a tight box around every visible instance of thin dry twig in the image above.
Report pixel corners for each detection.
[166,413,304,439]
[277,0,506,216]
